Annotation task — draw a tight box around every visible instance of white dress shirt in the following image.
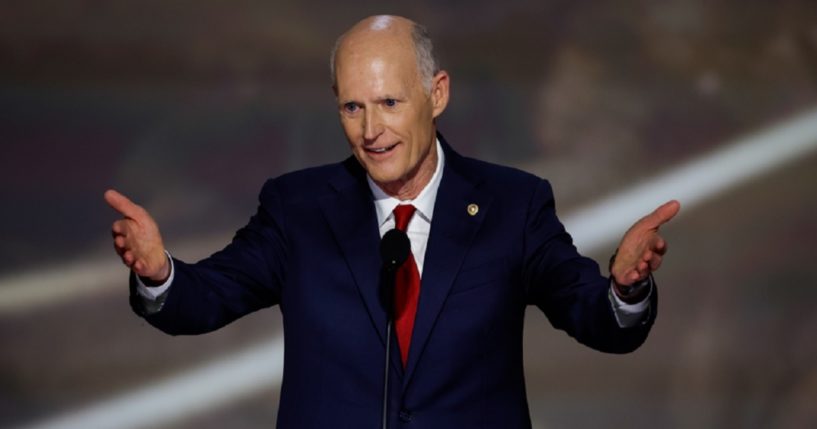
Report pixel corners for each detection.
[367,139,445,276]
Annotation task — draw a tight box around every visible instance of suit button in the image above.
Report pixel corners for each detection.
[399,409,413,422]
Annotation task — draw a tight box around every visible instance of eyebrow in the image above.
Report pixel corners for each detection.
[338,94,404,105]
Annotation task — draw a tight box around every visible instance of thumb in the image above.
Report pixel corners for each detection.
[104,189,144,220]
[641,200,681,230]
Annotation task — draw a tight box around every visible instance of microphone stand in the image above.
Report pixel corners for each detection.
[381,262,398,429]
[382,318,392,429]
[379,229,410,429]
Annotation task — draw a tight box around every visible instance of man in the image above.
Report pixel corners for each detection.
[106,15,679,428]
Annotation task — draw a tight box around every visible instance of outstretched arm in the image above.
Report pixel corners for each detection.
[105,181,286,335]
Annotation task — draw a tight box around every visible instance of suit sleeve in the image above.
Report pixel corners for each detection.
[130,179,289,335]
[523,179,657,353]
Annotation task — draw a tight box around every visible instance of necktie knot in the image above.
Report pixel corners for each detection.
[393,204,416,232]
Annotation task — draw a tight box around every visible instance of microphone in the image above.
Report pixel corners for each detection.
[378,228,410,429]
[380,228,410,273]
[379,228,410,322]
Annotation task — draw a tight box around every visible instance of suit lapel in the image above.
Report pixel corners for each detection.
[319,159,389,347]
[319,142,493,384]
[403,142,493,386]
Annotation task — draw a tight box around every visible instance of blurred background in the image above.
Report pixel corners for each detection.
[2,1,817,428]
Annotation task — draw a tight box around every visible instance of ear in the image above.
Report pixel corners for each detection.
[430,70,450,119]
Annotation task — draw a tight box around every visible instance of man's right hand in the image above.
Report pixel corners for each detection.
[104,189,170,283]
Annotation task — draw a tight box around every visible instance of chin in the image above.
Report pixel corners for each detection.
[360,157,398,178]
[368,171,400,185]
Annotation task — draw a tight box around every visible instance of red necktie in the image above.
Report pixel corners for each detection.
[392,204,420,367]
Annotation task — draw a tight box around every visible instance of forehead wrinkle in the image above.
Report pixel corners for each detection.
[339,53,414,102]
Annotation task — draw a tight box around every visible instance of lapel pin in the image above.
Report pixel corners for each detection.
[467,203,479,216]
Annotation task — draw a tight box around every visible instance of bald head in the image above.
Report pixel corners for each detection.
[330,15,439,92]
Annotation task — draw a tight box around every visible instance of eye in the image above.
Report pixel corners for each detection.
[384,98,397,107]
[343,102,358,113]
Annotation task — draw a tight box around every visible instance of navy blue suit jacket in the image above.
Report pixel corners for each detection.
[132,135,657,428]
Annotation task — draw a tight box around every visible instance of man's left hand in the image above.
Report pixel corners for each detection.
[611,200,681,286]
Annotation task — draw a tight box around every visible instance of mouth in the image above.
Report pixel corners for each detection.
[364,143,399,155]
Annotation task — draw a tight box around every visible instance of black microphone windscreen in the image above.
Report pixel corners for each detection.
[380,229,410,271]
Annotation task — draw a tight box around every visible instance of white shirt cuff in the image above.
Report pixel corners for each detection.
[134,251,175,301]
[608,278,652,328]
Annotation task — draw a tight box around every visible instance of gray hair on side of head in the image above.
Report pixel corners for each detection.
[329,21,440,93]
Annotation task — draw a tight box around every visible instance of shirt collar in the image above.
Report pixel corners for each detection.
[368,138,445,227]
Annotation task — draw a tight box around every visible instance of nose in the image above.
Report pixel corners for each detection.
[363,108,383,143]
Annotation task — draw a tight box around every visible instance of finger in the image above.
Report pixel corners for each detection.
[114,235,127,250]
[649,254,663,271]
[641,200,681,230]
[104,189,144,220]
[123,250,135,267]
[653,237,667,255]
[112,219,130,237]
[133,260,144,274]
[113,243,126,258]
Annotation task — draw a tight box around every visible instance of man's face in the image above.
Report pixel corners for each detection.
[334,37,445,191]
